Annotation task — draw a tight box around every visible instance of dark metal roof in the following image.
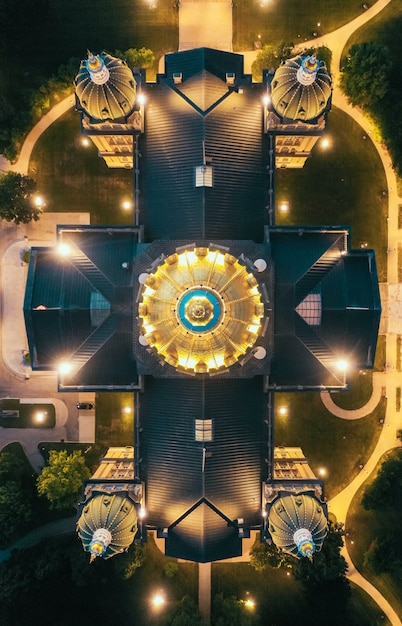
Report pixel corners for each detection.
[267,227,381,389]
[140,377,266,562]
[139,48,268,242]
[24,227,142,391]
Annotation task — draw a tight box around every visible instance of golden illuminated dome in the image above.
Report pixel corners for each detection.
[271,54,331,121]
[77,493,137,561]
[75,51,136,121]
[268,493,328,559]
[138,247,265,373]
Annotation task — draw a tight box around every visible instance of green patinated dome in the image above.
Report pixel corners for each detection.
[77,493,138,561]
[268,493,328,559]
[271,55,331,122]
[75,51,136,122]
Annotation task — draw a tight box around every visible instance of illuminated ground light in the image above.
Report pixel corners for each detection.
[278,406,288,416]
[33,195,45,208]
[318,467,327,477]
[122,200,132,210]
[123,406,131,414]
[279,201,289,213]
[151,593,165,608]
[244,598,255,609]
[35,411,47,423]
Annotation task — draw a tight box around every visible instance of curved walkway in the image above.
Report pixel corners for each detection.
[1,1,401,621]
[320,372,385,419]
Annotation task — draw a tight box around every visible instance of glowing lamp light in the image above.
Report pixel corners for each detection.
[81,137,90,147]
[139,506,146,519]
[278,406,288,416]
[263,95,271,106]
[151,593,165,607]
[321,137,330,149]
[279,201,289,213]
[58,243,71,257]
[123,406,131,414]
[318,467,327,477]
[336,358,348,372]
[122,200,132,210]
[58,361,72,375]
[137,93,146,106]
[35,411,45,423]
[244,599,255,609]
[33,195,44,207]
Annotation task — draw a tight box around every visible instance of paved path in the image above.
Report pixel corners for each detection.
[320,372,385,419]
[1,0,401,621]
[179,0,232,52]
[0,514,77,563]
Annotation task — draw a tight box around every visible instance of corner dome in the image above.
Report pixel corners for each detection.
[271,54,331,122]
[138,247,265,373]
[268,493,328,558]
[75,51,136,122]
[77,493,137,561]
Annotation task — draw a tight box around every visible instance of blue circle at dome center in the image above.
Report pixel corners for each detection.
[177,289,223,333]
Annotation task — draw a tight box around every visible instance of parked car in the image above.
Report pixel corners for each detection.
[76,402,94,410]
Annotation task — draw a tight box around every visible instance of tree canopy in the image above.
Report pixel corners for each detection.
[0,172,42,224]
[249,537,285,571]
[362,450,402,511]
[115,47,155,70]
[340,41,393,109]
[36,450,90,511]
[251,42,294,82]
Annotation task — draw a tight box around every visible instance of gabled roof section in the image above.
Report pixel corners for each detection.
[267,227,381,389]
[23,226,142,391]
[141,377,265,560]
[140,49,268,242]
[166,498,241,563]
[163,48,244,84]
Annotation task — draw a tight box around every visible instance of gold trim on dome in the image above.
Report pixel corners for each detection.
[138,247,265,373]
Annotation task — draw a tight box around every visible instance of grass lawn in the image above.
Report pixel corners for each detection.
[342,0,402,62]
[346,449,402,620]
[329,334,386,410]
[120,532,198,625]
[276,106,388,281]
[212,559,387,625]
[1,0,178,100]
[29,109,134,225]
[274,393,385,499]
[233,0,370,51]
[95,392,134,449]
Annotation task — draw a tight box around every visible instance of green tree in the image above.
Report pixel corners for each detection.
[249,538,285,571]
[293,522,348,588]
[362,451,402,511]
[112,542,145,580]
[212,593,258,626]
[116,47,155,70]
[0,481,34,544]
[0,451,25,482]
[340,42,393,109]
[251,42,294,82]
[36,450,90,511]
[163,595,204,626]
[0,172,41,224]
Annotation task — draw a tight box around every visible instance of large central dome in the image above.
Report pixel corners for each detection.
[138,247,265,373]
